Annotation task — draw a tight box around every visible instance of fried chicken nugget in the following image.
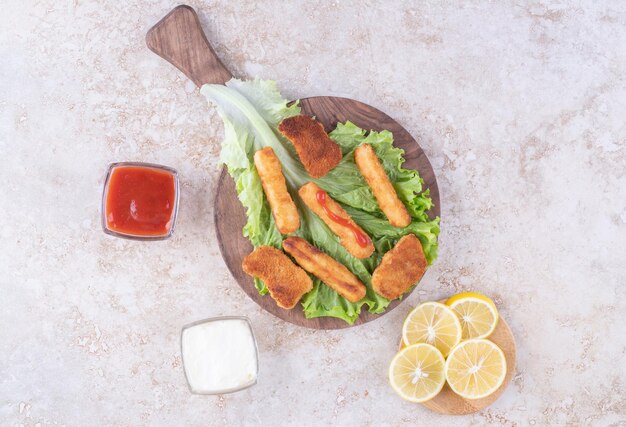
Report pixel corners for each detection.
[283,237,366,303]
[254,147,300,234]
[371,234,427,300]
[298,182,375,259]
[278,115,342,178]
[242,246,313,309]
[354,143,411,228]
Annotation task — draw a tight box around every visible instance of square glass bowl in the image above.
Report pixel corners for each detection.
[181,316,259,395]
[101,162,179,241]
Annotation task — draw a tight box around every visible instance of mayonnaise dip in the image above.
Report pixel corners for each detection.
[181,317,258,394]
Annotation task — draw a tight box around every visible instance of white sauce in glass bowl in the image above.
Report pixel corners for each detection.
[181,317,258,394]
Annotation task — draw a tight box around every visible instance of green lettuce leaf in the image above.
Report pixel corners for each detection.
[202,79,439,324]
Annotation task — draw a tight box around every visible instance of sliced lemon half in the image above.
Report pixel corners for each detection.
[388,343,446,403]
[445,339,507,400]
[446,291,499,339]
[402,301,462,357]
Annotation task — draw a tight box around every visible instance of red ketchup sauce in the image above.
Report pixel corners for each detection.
[104,166,176,237]
[315,189,371,248]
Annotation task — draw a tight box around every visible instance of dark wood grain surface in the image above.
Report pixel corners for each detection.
[147,5,441,329]
[146,5,232,86]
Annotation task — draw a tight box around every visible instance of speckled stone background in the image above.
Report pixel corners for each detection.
[1,1,625,426]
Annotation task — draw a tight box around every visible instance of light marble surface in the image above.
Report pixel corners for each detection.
[1,1,625,425]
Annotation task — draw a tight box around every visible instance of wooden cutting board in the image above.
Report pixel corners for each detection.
[146,5,440,329]
[397,303,516,415]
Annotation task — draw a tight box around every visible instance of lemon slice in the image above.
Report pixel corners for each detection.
[388,343,446,403]
[445,339,507,399]
[402,302,462,357]
[446,292,499,339]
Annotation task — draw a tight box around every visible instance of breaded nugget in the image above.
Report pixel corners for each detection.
[371,234,427,300]
[299,182,374,259]
[242,246,313,309]
[354,143,411,228]
[254,147,300,234]
[278,115,342,178]
[283,237,366,303]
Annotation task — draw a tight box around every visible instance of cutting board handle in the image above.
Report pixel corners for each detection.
[146,5,233,87]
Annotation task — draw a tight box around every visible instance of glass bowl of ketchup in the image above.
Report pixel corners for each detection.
[101,162,179,241]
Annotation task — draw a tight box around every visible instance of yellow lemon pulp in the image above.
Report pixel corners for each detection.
[388,343,446,403]
[446,291,499,339]
[402,302,462,357]
[445,339,507,399]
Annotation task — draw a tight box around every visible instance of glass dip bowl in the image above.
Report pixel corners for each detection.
[101,162,179,241]
[181,316,259,395]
